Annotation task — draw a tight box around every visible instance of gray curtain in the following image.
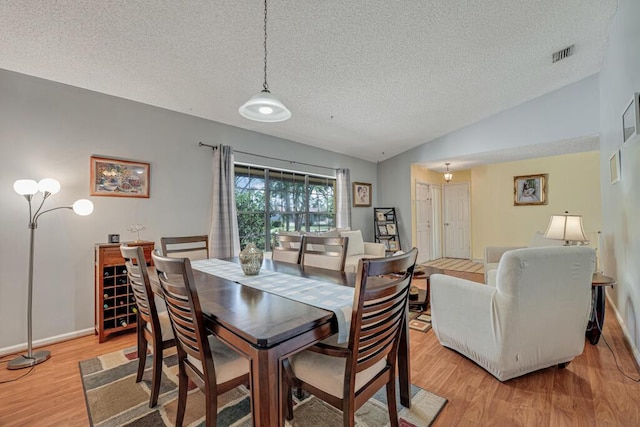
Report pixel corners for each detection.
[335,168,351,229]
[209,145,241,258]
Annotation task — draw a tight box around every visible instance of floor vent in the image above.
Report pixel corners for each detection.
[552,45,574,63]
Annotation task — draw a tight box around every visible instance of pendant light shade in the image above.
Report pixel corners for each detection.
[443,163,453,182]
[239,0,291,123]
[239,90,291,122]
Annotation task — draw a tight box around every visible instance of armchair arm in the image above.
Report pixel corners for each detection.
[364,242,385,257]
[431,274,503,361]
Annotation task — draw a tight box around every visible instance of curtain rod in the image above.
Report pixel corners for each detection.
[198,142,339,171]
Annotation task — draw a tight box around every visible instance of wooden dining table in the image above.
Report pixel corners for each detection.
[151,257,412,426]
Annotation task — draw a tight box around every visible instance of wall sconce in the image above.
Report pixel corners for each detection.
[443,163,453,182]
[8,178,94,370]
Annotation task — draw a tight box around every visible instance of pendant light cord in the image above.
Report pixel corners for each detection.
[263,0,269,92]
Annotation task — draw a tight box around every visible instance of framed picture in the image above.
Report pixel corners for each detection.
[382,239,390,250]
[352,182,372,207]
[378,225,388,235]
[513,174,547,206]
[622,92,640,144]
[376,212,386,221]
[386,223,397,235]
[385,212,395,221]
[609,151,621,184]
[388,240,399,251]
[91,156,150,198]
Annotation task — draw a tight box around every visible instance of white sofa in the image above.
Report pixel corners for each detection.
[266,229,385,273]
[483,231,564,282]
[431,246,595,381]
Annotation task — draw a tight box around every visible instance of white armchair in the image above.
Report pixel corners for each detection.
[431,246,595,381]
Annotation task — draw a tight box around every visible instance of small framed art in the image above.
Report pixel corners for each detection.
[609,151,621,184]
[353,182,372,207]
[513,174,547,206]
[388,240,399,251]
[91,156,150,198]
[386,223,397,235]
[622,92,640,144]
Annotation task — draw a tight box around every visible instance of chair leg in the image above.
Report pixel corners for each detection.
[149,346,161,407]
[285,383,294,421]
[136,326,147,383]
[205,389,217,427]
[175,363,188,427]
[386,378,399,427]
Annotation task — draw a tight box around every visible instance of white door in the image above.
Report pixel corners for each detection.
[415,182,432,263]
[443,183,470,259]
[431,185,443,259]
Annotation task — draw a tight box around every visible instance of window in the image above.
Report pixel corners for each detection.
[235,164,335,251]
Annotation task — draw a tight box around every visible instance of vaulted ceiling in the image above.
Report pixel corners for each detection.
[1,0,617,163]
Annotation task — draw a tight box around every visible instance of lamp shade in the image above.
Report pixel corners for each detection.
[544,213,587,243]
[38,178,61,195]
[239,90,291,122]
[13,179,39,195]
[72,199,94,216]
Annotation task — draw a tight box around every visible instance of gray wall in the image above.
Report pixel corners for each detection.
[599,0,640,363]
[0,69,376,352]
[377,74,601,252]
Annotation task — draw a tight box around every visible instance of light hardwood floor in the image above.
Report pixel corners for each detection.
[1,272,639,426]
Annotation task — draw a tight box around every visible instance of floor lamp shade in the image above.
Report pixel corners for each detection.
[544,212,587,244]
[8,178,93,370]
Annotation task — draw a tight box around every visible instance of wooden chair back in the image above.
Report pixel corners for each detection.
[151,250,213,387]
[300,235,349,271]
[348,248,418,380]
[120,245,157,332]
[283,248,418,425]
[272,234,303,264]
[160,235,209,260]
[121,244,175,407]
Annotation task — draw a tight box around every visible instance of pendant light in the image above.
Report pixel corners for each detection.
[239,0,291,122]
[443,163,453,182]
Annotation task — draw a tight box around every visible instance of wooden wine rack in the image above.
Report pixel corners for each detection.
[94,241,154,343]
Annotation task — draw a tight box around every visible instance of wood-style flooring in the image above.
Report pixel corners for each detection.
[1,271,639,426]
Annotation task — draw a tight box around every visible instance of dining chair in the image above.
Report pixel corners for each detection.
[160,235,209,260]
[272,234,303,264]
[283,248,419,427]
[120,245,176,408]
[300,235,349,271]
[151,250,251,427]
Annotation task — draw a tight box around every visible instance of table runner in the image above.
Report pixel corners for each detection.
[191,258,354,343]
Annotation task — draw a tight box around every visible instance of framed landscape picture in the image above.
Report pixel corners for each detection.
[386,223,397,235]
[388,240,399,251]
[91,156,150,198]
[352,182,372,207]
[513,174,547,206]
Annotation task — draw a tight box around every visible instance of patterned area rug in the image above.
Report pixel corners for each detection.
[422,257,485,274]
[80,347,447,427]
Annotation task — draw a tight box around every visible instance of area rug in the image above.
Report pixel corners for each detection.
[422,257,485,274]
[80,347,447,427]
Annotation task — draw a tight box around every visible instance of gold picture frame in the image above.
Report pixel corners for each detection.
[513,174,547,206]
[90,156,150,198]
[352,182,372,207]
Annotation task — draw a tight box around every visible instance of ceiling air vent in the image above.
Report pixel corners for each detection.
[552,45,574,63]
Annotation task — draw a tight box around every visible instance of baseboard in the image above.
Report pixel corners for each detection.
[606,293,640,369]
[0,328,95,358]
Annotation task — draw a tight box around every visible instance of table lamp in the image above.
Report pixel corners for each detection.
[544,211,588,246]
[8,178,94,370]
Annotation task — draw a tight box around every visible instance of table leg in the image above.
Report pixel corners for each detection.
[586,286,605,345]
[398,313,411,408]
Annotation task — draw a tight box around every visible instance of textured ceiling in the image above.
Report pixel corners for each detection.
[0,1,616,163]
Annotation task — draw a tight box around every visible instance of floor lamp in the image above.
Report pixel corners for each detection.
[8,178,94,370]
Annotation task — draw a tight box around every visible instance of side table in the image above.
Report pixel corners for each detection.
[586,273,616,345]
[408,265,444,312]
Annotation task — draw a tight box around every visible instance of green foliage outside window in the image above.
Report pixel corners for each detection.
[235,165,335,251]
